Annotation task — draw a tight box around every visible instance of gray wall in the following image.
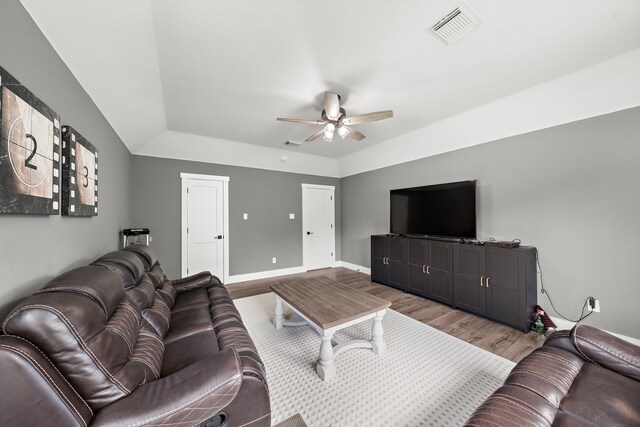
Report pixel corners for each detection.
[341,107,640,339]
[130,155,341,279]
[0,1,133,318]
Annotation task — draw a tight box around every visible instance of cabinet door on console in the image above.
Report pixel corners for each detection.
[406,239,428,297]
[426,241,454,305]
[485,248,524,330]
[454,245,486,315]
[371,236,389,285]
[388,237,405,291]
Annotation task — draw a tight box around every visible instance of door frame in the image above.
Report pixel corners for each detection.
[180,173,230,282]
[301,183,336,270]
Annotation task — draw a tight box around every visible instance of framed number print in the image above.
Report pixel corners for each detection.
[0,66,61,214]
[61,126,98,216]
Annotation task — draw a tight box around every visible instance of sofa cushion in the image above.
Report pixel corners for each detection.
[164,304,214,345]
[93,251,145,290]
[172,287,210,313]
[161,330,220,377]
[124,244,159,271]
[93,251,174,338]
[558,363,640,425]
[2,266,164,410]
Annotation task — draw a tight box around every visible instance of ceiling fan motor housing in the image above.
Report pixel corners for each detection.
[322,107,346,123]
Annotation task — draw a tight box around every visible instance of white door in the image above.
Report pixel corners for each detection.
[182,174,228,280]
[302,184,335,270]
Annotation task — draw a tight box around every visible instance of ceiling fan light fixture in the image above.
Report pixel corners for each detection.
[337,125,349,139]
[323,123,335,141]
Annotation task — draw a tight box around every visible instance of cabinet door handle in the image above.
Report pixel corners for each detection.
[383,257,388,265]
[480,276,484,287]
[426,265,431,275]
[486,277,490,288]
[422,265,426,273]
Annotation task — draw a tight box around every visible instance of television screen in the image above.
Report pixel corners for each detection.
[390,180,476,238]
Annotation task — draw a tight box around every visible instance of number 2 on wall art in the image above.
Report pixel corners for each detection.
[0,65,61,215]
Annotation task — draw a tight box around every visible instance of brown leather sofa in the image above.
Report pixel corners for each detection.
[465,324,640,426]
[0,245,269,427]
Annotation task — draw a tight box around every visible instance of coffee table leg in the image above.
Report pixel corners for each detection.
[316,331,336,381]
[370,310,386,355]
[273,295,284,330]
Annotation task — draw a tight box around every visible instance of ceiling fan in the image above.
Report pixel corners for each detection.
[277,92,393,143]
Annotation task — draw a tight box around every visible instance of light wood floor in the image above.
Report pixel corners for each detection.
[227,267,545,363]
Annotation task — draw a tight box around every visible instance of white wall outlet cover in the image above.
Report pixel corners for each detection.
[289,213,295,219]
[272,257,277,264]
[243,213,248,220]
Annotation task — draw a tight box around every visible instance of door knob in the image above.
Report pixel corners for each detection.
[307,231,313,235]
[214,235,223,239]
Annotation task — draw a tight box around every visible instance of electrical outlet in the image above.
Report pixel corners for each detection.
[243,213,248,220]
[272,257,277,264]
[588,297,600,313]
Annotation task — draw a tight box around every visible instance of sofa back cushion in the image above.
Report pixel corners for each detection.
[125,244,159,272]
[2,266,164,411]
[92,250,145,290]
[95,249,176,337]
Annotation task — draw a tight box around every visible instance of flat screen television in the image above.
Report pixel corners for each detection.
[390,180,476,238]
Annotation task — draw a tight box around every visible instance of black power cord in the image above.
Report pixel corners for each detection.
[535,249,593,324]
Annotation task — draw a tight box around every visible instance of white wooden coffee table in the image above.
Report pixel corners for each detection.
[271,277,391,381]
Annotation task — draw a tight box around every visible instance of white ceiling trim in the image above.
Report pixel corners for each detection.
[338,48,640,178]
[136,49,639,179]
[135,131,340,177]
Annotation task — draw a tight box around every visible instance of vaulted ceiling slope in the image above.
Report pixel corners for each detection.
[21,0,640,177]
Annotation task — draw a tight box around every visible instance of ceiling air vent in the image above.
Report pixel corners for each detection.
[429,5,482,46]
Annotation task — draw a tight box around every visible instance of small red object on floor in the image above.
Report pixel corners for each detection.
[536,305,557,330]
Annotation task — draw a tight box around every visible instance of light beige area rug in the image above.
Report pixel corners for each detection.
[235,293,514,427]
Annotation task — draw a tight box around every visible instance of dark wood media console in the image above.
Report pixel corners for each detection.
[371,235,537,332]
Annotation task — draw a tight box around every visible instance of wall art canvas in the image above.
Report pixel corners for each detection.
[61,126,98,216]
[0,65,61,214]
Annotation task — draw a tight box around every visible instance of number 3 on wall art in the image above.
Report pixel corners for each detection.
[0,65,61,215]
[61,126,98,217]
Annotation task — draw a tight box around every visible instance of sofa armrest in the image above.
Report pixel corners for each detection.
[543,329,579,354]
[92,347,242,427]
[0,335,93,427]
[171,271,222,293]
[568,324,640,382]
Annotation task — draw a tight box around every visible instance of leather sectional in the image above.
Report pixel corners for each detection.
[465,324,640,426]
[0,245,269,426]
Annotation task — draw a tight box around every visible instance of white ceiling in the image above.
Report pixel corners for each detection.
[20,0,640,174]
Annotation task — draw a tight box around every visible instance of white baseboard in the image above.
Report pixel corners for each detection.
[226,266,306,284]
[226,262,371,284]
[336,261,371,275]
[549,315,640,347]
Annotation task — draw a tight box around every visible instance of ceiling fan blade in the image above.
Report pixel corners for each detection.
[341,110,393,126]
[323,92,341,121]
[277,117,326,125]
[344,126,366,141]
[305,128,325,142]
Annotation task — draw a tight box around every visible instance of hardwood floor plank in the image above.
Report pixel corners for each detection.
[226,267,546,363]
